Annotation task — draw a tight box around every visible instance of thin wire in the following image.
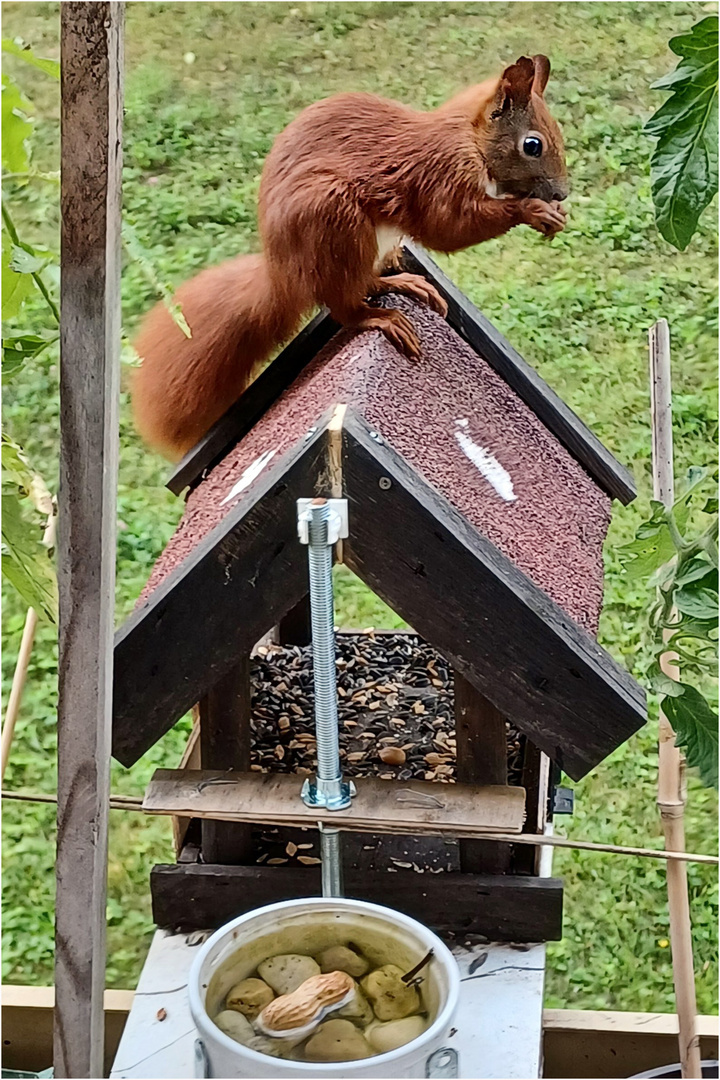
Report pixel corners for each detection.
[2,789,143,811]
[1,789,716,865]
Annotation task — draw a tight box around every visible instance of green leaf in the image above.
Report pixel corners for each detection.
[676,464,712,505]
[1,73,33,174]
[9,244,46,274]
[703,498,719,515]
[618,519,677,582]
[1,493,57,623]
[1,433,54,516]
[2,331,57,381]
[645,16,719,251]
[1,552,56,623]
[647,665,685,698]
[674,557,717,588]
[1,38,60,79]
[674,585,718,621]
[662,684,719,787]
[2,233,34,319]
[1,432,34,493]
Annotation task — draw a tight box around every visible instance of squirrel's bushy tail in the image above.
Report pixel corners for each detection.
[131,253,307,460]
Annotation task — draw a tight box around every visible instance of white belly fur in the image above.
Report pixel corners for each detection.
[374,225,405,271]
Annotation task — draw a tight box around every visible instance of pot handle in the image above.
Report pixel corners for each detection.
[194,1038,210,1079]
[425,1047,459,1078]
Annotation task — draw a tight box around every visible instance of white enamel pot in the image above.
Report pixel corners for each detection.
[188,897,460,1079]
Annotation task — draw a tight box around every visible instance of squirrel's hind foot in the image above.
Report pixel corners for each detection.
[356,307,421,360]
[375,273,448,317]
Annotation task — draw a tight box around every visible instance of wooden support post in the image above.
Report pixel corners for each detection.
[54,5,123,1078]
[454,673,512,874]
[200,658,254,864]
[277,596,312,646]
[513,740,551,875]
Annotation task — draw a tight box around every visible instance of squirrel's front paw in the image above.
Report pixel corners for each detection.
[521,198,567,237]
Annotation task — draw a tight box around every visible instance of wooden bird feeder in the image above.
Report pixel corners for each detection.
[111,243,646,945]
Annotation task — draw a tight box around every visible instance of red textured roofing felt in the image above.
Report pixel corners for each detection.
[139,296,612,633]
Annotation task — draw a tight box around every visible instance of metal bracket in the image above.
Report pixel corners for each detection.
[297,498,349,545]
[552,786,574,814]
[425,1047,459,1078]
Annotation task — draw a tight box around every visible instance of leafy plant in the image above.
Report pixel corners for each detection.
[619,466,718,787]
[645,15,719,251]
[2,43,60,619]
[1,39,190,615]
[1,433,57,622]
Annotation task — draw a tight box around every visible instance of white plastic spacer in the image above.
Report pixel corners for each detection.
[297,498,349,545]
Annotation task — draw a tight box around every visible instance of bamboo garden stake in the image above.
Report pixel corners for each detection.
[0,512,57,782]
[649,318,702,1079]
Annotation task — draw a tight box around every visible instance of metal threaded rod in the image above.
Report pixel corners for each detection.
[320,826,343,898]
[298,497,351,898]
[307,502,341,787]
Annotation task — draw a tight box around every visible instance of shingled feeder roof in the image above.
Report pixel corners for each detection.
[112,245,645,779]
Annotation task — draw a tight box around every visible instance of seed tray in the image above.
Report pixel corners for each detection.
[197,632,529,875]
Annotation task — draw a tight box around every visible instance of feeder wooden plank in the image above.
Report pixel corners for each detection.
[400,243,636,505]
[341,408,646,781]
[143,769,526,836]
[112,417,332,767]
[149,862,562,941]
[166,309,339,495]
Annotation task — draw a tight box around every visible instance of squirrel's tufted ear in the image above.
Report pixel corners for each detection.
[532,54,550,96]
[495,56,535,113]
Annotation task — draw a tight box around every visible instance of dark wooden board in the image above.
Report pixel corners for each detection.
[167,310,339,495]
[278,595,312,646]
[112,417,332,767]
[150,862,563,941]
[455,673,512,874]
[253,824,463,875]
[199,658,254,864]
[400,243,636,506]
[55,5,123,1078]
[341,409,645,780]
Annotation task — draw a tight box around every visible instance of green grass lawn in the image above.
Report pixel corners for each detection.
[2,1,717,1013]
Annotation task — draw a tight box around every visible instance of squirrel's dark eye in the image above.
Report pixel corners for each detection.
[523,136,543,158]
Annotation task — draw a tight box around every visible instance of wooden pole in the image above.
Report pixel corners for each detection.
[649,318,702,1079]
[199,659,254,864]
[54,5,123,1077]
[1,514,57,782]
[454,673,512,873]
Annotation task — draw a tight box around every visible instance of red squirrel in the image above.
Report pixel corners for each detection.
[132,55,568,459]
